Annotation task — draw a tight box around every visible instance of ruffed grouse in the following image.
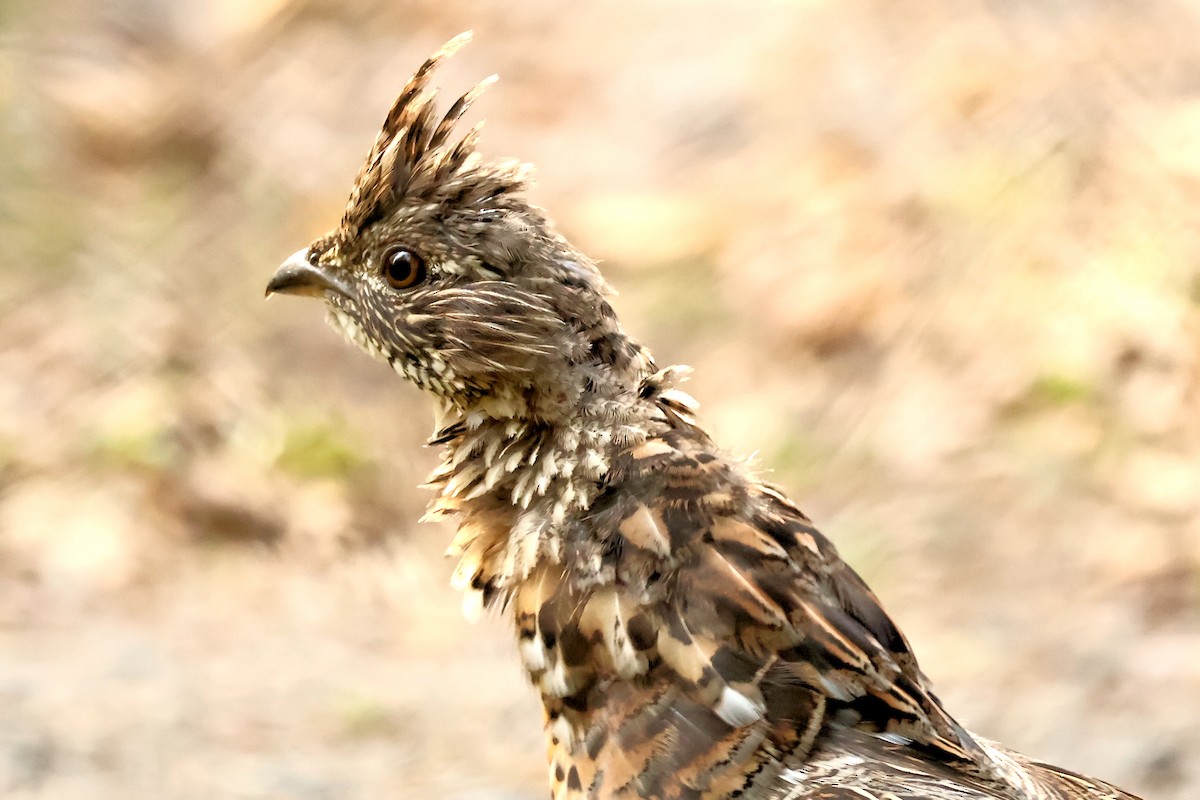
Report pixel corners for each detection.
[266,34,1144,800]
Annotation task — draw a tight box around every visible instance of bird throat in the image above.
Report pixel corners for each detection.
[419,389,657,619]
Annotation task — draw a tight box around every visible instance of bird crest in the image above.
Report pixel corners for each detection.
[341,31,526,231]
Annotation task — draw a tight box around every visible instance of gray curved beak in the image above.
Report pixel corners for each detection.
[265,248,352,299]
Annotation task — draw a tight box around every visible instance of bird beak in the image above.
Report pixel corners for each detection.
[265,248,352,299]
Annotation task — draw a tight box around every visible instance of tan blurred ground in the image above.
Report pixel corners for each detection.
[2,2,1199,798]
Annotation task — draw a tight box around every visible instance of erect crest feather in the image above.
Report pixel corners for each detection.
[342,31,523,230]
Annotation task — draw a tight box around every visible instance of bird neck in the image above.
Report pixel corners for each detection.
[424,381,654,520]
[422,365,697,614]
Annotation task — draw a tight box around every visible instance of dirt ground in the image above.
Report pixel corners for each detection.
[3,2,1199,798]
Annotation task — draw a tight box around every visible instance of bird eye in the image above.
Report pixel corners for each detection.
[381,246,427,289]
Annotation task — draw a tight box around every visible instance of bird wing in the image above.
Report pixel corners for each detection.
[528,427,994,799]
[613,428,982,762]
[765,724,1010,800]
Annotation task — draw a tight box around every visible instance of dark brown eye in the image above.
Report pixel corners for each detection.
[381,246,426,289]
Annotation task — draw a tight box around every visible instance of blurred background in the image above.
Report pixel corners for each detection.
[2,1,1199,798]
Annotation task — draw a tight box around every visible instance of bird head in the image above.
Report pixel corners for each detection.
[267,33,652,425]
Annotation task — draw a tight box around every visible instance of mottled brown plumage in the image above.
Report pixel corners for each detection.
[266,34,1144,800]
